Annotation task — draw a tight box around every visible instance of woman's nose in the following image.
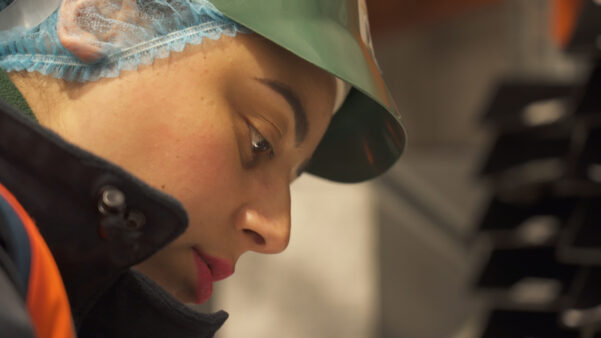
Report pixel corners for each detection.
[236,181,291,254]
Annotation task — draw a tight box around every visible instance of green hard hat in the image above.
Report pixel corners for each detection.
[210,0,407,183]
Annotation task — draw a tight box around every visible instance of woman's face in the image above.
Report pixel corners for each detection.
[51,34,337,303]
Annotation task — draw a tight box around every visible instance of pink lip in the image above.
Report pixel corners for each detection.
[192,249,235,304]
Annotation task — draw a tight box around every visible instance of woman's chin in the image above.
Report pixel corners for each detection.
[170,284,200,304]
[133,264,200,304]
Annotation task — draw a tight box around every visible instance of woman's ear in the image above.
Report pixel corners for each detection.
[57,0,138,64]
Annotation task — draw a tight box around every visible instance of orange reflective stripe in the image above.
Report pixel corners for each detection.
[0,184,75,338]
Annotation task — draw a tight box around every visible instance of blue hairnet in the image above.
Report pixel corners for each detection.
[0,0,247,82]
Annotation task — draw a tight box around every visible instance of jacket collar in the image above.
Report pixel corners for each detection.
[0,92,227,335]
[79,270,228,338]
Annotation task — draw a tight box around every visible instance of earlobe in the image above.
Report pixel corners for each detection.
[58,0,103,64]
[57,0,139,64]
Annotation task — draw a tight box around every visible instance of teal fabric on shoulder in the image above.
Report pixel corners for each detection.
[0,71,36,121]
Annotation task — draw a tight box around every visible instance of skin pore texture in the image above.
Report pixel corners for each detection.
[9,33,337,303]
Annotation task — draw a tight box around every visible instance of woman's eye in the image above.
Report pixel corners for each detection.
[249,124,274,157]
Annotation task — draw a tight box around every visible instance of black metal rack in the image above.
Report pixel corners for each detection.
[474,3,601,333]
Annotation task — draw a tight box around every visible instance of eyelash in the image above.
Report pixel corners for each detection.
[248,123,275,159]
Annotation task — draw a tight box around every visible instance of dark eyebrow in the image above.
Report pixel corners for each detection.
[256,78,308,146]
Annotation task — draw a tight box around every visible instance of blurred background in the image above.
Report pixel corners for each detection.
[210,1,601,337]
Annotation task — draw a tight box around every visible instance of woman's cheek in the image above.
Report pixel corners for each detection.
[163,127,243,248]
[171,126,243,205]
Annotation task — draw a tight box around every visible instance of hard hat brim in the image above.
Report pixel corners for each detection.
[210,0,407,182]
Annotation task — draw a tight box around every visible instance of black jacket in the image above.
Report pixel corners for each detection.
[0,94,228,337]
